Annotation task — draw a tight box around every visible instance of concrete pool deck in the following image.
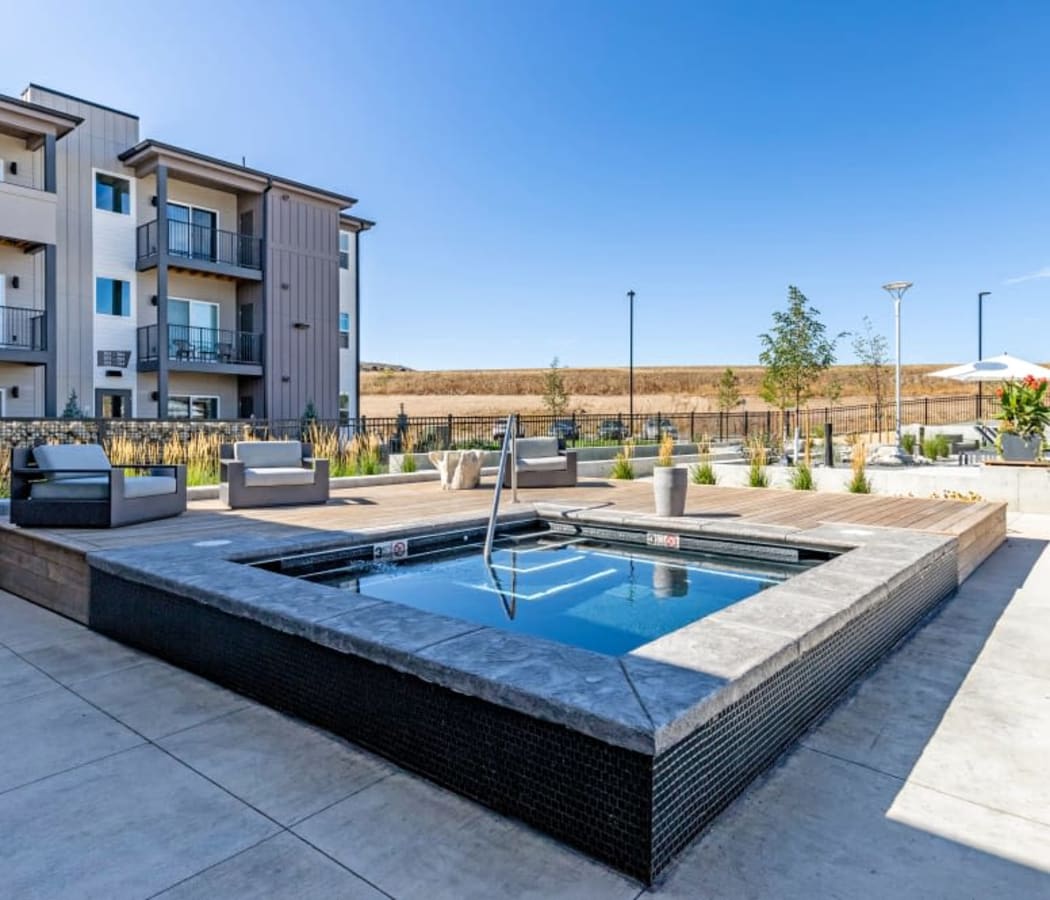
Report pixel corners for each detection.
[0,514,1047,897]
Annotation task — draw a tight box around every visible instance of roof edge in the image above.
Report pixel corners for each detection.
[23,83,138,120]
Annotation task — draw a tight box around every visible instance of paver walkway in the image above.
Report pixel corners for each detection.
[1,516,1047,898]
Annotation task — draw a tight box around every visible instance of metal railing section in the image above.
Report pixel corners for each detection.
[484,414,517,563]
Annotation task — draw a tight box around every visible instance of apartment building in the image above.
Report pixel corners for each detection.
[0,84,371,421]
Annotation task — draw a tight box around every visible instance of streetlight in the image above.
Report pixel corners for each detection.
[627,290,635,435]
[977,291,991,420]
[882,281,913,457]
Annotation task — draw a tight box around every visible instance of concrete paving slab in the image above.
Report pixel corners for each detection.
[973,603,1050,680]
[158,704,392,825]
[801,640,973,779]
[72,658,251,740]
[907,664,1050,827]
[0,686,143,793]
[154,831,385,899]
[0,744,278,900]
[21,630,149,686]
[0,647,56,703]
[294,772,639,900]
[652,748,1050,899]
[0,590,82,652]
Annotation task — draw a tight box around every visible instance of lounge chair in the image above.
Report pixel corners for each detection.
[10,444,186,528]
[219,441,329,508]
[502,436,577,488]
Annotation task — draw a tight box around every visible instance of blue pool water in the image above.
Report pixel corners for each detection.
[316,536,793,656]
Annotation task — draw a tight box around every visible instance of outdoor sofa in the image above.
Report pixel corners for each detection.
[10,444,186,528]
[219,441,329,508]
[502,436,577,488]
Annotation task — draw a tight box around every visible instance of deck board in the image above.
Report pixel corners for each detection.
[0,477,1006,623]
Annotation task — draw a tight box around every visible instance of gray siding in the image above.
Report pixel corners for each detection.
[265,190,341,420]
[23,86,139,416]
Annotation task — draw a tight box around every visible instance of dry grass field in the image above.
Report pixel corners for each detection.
[360,363,988,417]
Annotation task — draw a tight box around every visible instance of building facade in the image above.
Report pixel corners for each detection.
[0,84,371,421]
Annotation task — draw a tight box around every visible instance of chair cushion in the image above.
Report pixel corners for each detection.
[243,466,315,487]
[29,474,177,500]
[33,444,111,480]
[516,437,560,460]
[234,441,303,468]
[31,475,110,500]
[517,456,567,472]
[122,475,178,498]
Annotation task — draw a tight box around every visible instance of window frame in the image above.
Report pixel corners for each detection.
[95,277,132,317]
[94,171,132,215]
[167,201,220,260]
[339,311,350,349]
[339,231,351,270]
[167,394,221,420]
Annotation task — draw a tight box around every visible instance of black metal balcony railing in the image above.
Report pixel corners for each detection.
[137,324,262,366]
[136,220,262,270]
[0,306,46,351]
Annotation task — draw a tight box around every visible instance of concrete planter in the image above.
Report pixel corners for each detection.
[653,465,688,516]
[999,433,1042,461]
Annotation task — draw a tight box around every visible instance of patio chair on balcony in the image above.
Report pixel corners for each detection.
[10,445,186,528]
[216,342,234,363]
[219,441,329,508]
[173,339,194,361]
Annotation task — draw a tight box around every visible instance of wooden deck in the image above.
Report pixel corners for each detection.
[0,478,1006,623]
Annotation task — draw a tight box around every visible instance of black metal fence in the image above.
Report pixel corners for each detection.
[0,394,1002,455]
[0,306,46,351]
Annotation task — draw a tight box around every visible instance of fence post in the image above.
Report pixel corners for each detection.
[689,411,695,442]
[743,409,748,438]
[924,397,929,426]
[446,414,453,450]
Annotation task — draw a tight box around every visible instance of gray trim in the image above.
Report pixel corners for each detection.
[43,133,56,192]
[93,387,132,418]
[43,244,57,416]
[261,181,271,417]
[351,229,360,423]
[22,84,135,120]
[155,165,169,419]
[339,213,376,231]
[119,139,358,208]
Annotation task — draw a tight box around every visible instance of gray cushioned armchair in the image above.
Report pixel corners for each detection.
[501,437,577,488]
[10,444,186,528]
[219,441,329,508]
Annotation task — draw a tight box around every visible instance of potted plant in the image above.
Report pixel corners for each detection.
[653,431,687,516]
[995,376,1050,461]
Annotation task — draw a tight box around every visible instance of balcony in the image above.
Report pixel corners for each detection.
[135,220,262,280]
[0,306,46,359]
[137,324,263,376]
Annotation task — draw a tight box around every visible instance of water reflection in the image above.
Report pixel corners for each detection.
[652,562,689,598]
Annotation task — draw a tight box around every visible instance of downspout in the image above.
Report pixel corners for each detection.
[352,227,361,429]
[261,178,271,418]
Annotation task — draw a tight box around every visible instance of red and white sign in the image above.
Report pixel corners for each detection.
[646,532,680,551]
[373,539,409,561]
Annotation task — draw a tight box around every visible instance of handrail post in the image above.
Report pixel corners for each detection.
[484,414,516,563]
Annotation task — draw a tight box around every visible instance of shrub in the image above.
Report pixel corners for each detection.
[747,439,769,488]
[399,429,419,473]
[847,443,872,493]
[901,432,916,455]
[610,443,635,480]
[922,434,950,460]
[790,463,815,491]
[691,460,718,485]
[657,431,674,467]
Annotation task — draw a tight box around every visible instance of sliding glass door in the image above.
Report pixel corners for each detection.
[167,203,216,261]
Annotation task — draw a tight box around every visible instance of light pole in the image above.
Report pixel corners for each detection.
[977,291,990,420]
[627,290,635,435]
[882,281,913,457]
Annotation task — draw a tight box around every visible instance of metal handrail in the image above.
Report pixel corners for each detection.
[483,414,517,563]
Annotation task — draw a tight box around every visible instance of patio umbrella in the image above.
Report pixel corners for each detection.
[927,353,1050,383]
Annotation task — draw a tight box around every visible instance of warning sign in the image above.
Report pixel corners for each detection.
[646,532,680,551]
[373,539,409,561]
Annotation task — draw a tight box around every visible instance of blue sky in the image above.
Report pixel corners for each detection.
[4,1,1049,370]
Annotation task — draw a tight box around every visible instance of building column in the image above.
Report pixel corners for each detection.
[155,164,169,419]
[350,228,361,426]
[43,133,56,193]
[43,243,57,416]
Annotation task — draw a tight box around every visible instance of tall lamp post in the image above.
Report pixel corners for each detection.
[627,290,636,435]
[882,281,913,457]
[977,291,991,421]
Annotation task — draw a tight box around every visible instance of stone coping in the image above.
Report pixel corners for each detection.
[88,509,955,757]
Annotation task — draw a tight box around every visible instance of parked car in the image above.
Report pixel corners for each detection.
[547,419,580,441]
[492,420,526,441]
[597,419,627,441]
[643,418,679,440]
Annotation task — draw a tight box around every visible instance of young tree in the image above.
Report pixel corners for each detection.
[61,389,83,419]
[541,357,570,418]
[716,367,742,413]
[851,315,890,437]
[759,286,842,461]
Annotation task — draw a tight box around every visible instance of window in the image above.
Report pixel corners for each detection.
[168,203,217,260]
[168,395,219,419]
[169,298,219,358]
[95,173,131,214]
[0,160,5,183]
[339,312,350,349]
[95,278,131,316]
[339,231,350,269]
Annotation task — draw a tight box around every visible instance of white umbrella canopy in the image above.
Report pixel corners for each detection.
[927,353,1050,383]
